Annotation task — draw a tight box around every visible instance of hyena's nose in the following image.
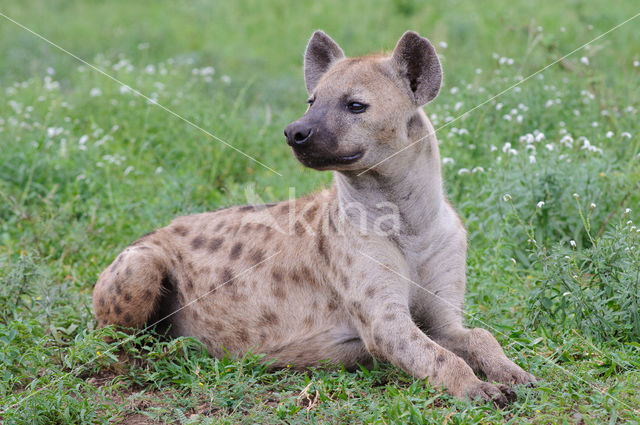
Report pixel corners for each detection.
[284,122,313,147]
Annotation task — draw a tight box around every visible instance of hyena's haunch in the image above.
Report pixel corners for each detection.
[93,30,535,406]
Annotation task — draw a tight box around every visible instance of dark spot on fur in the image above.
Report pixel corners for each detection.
[300,266,317,286]
[327,212,337,233]
[152,239,162,246]
[350,301,368,325]
[259,308,279,326]
[341,274,350,290]
[294,221,305,236]
[237,328,250,344]
[374,334,383,347]
[144,289,152,298]
[365,285,377,298]
[114,279,123,295]
[124,292,131,302]
[346,255,353,266]
[191,236,205,249]
[98,297,105,307]
[326,287,342,312]
[289,269,302,283]
[271,268,284,281]
[208,237,224,252]
[436,354,446,365]
[124,313,132,323]
[229,242,243,260]
[279,204,290,214]
[410,331,421,341]
[173,225,189,237]
[271,279,287,299]
[398,340,407,352]
[214,220,226,232]
[238,205,253,212]
[221,267,234,284]
[303,204,319,222]
[114,305,122,315]
[186,280,194,291]
[248,248,265,265]
[317,234,330,263]
[125,266,132,277]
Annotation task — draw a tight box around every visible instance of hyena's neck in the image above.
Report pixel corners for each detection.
[334,112,444,237]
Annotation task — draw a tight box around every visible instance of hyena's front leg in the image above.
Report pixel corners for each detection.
[431,326,537,386]
[411,261,536,386]
[346,280,515,406]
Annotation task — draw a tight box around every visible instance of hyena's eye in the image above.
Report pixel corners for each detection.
[347,101,368,114]
[306,98,315,106]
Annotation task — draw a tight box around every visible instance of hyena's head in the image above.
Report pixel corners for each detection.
[284,30,442,171]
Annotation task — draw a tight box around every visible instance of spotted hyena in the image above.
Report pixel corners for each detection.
[93,31,535,406]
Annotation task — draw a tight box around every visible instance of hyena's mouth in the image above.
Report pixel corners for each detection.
[294,150,363,169]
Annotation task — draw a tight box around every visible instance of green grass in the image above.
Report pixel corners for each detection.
[1,0,640,423]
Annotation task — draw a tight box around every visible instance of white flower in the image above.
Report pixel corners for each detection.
[472,166,484,173]
[560,135,574,147]
[621,132,632,139]
[573,193,580,199]
[503,194,512,202]
[580,56,589,65]
[529,155,536,164]
[591,121,598,127]
[155,166,163,174]
[442,157,455,165]
[457,168,470,175]
[510,258,517,267]
[89,88,102,97]
[123,166,134,176]
[221,75,232,84]
[570,240,576,248]
[450,86,459,94]
[590,203,596,210]
[634,60,639,67]
[439,41,448,49]
[119,85,132,94]
[605,131,614,138]
[537,201,545,209]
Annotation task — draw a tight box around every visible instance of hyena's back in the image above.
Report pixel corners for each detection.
[92,191,371,368]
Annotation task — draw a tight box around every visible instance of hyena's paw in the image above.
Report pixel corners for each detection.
[443,358,518,407]
[462,380,517,408]
[486,359,536,386]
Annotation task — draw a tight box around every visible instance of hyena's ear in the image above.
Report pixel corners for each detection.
[304,30,345,94]
[391,31,442,105]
